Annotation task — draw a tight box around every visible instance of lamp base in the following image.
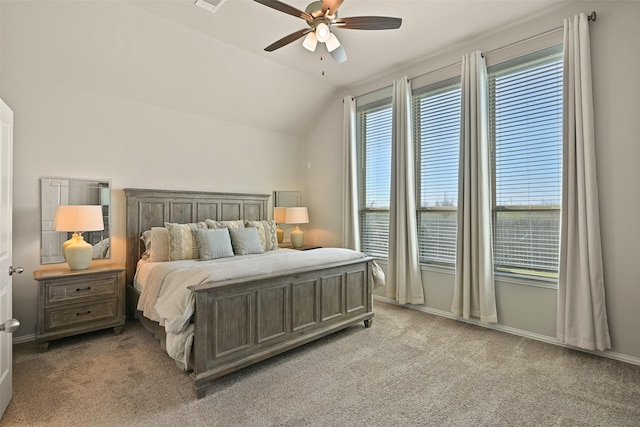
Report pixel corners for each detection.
[290,225,304,249]
[61,233,80,262]
[65,234,93,270]
[276,225,284,244]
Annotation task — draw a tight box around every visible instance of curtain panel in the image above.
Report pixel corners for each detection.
[342,95,360,251]
[386,77,425,305]
[451,51,498,323]
[557,13,611,351]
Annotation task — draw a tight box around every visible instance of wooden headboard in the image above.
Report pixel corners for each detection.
[124,188,270,286]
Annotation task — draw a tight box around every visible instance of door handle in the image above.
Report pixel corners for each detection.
[0,318,20,333]
[8,266,24,276]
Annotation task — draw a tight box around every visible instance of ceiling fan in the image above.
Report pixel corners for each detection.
[253,0,402,63]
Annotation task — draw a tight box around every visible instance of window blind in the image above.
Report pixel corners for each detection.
[488,46,563,276]
[358,102,392,258]
[413,82,461,264]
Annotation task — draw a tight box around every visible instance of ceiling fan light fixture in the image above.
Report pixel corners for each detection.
[315,22,330,43]
[325,32,340,52]
[302,31,318,52]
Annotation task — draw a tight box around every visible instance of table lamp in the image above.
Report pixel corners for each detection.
[54,205,104,270]
[273,207,286,244]
[285,207,309,249]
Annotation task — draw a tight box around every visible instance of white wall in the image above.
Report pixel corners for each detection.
[304,1,640,361]
[1,1,309,339]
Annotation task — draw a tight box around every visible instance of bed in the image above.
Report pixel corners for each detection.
[124,188,377,398]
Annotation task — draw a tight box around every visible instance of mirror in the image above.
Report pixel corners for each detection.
[273,191,301,208]
[41,178,110,264]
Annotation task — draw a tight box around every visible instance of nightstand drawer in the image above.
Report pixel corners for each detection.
[45,298,118,330]
[46,276,117,304]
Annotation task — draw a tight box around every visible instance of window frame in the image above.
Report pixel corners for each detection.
[487,44,564,281]
[357,95,393,259]
[413,77,462,267]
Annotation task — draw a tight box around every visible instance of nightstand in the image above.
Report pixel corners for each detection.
[33,263,125,352]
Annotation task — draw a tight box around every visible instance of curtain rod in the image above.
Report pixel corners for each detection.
[411,10,597,81]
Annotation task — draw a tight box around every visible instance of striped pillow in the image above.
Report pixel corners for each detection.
[165,222,207,261]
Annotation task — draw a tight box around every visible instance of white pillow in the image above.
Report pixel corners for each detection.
[141,227,170,262]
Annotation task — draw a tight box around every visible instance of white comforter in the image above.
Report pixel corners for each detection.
[135,248,382,367]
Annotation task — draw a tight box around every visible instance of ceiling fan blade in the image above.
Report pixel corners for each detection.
[321,0,344,15]
[253,0,313,22]
[334,16,402,30]
[329,45,347,63]
[264,28,311,52]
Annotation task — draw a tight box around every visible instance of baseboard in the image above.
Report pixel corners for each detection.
[17,297,639,367]
[13,333,35,345]
[373,295,640,367]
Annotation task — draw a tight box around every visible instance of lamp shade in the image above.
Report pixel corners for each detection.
[325,33,340,52]
[54,205,104,232]
[273,207,286,223]
[302,31,318,52]
[284,207,309,225]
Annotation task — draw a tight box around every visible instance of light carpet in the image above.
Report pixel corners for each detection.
[2,302,639,426]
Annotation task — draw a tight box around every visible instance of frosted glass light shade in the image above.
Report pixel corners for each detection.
[302,31,317,52]
[325,33,340,52]
[315,23,330,43]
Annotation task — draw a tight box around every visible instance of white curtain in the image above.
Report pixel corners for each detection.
[342,95,360,251]
[557,13,611,351]
[451,51,497,323]
[386,77,424,305]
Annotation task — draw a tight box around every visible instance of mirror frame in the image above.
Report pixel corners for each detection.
[40,178,111,265]
[273,191,300,208]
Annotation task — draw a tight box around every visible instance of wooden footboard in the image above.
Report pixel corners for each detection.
[188,257,374,398]
[124,188,375,399]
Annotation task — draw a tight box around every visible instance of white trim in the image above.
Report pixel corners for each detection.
[373,295,640,367]
[13,333,34,345]
[484,27,563,68]
[411,63,460,92]
[356,86,392,109]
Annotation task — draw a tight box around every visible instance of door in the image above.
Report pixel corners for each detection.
[0,98,20,418]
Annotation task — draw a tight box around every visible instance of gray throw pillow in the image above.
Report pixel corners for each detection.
[196,228,234,260]
[229,227,265,256]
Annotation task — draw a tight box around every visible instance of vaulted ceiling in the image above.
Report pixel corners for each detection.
[122,0,569,136]
[131,0,567,88]
[2,1,571,137]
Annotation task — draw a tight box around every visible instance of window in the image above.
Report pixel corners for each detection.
[358,99,392,258]
[488,45,563,278]
[413,80,461,265]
